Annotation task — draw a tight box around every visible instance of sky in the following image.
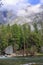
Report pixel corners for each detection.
[0,0,43,25]
[28,0,40,5]
[1,0,42,10]
[1,0,43,16]
[2,0,43,6]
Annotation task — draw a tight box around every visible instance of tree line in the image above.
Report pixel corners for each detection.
[0,22,43,56]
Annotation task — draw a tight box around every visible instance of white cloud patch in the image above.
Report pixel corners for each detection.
[2,0,20,5]
[2,0,42,17]
[27,4,41,13]
[17,4,41,16]
[2,0,28,6]
[2,0,29,10]
[40,0,43,4]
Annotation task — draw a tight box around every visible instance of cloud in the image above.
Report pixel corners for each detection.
[17,4,41,16]
[2,0,29,10]
[2,0,20,5]
[2,0,28,6]
[2,0,42,16]
[40,0,43,4]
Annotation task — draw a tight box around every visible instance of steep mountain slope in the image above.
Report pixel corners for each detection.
[0,4,43,25]
[0,9,17,24]
[9,4,43,25]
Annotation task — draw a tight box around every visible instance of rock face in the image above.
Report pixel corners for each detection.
[0,4,43,25]
[41,47,43,53]
[0,10,17,25]
[5,45,13,54]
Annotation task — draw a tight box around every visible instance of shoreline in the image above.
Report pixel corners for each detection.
[4,53,43,57]
[0,53,43,58]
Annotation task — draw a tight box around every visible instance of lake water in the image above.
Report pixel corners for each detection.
[0,56,43,65]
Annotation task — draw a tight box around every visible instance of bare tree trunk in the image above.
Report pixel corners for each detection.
[26,43,28,56]
[23,41,25,56]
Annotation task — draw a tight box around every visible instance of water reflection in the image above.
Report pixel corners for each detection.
[21,63,43,65]
[0,56,43,65]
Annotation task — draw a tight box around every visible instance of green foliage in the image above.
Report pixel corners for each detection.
[0,22,43,55]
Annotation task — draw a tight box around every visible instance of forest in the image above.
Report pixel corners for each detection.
[0,22,43,56]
